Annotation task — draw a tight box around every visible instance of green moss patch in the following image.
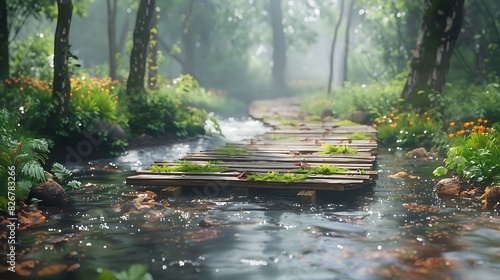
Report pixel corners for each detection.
[149,161,227,173]
[247,172,308,183]
[214,144,252,155]
[320,143,357,154]
[292,164,348,175]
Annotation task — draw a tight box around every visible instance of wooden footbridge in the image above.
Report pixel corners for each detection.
[126,97,378,203]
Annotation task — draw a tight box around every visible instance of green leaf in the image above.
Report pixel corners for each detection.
[433,166,448,177]
[51,162,73,182]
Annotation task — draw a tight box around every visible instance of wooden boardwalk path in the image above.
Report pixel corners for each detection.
[126,97,378,201]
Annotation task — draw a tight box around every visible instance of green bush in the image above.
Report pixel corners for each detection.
[0,109,49,213]
[434,120,500,185]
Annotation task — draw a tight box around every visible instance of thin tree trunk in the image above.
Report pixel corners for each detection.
[126,0,155,95]
[181,0,195,76]
[53,0,73,114]
[0,0,9,80]
[401,0,464,110]
[148,11,158,89]
[106,0,117,80]
[340,0,353,87]
[391,0,405,73]
[327,0,344,94]
[269,0,287,89]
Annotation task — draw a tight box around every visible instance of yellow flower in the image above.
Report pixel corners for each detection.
[478,118,483,123]
[449,122,455,127]
[448,133,454,138]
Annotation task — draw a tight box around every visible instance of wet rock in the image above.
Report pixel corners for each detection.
[434,178,460,195]
[28,180,69,207]
[198,218,218,228]
[406,147,429,159]
[347,110,369,124]
[481,186,500,209]
[118,196,167,216]
[16,202,46,230]
[389,171,419,179]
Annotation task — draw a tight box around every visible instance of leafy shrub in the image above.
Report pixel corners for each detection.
[434,120,500,185]
[374,110,442,148]
[0,109,50,213]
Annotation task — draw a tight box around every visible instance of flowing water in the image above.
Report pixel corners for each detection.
[2,118,500,280]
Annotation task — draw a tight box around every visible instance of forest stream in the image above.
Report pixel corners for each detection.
[2,118,500,280]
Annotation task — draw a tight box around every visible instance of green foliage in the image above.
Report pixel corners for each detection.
[51,162,81,191]
[301,80,403,121]
[374,110,442,148]
[99,264,153,280]
[0,109,50,212]
[128,75,207,137]
[247,172,309,183]
[149,161,227,173]
[434,121,500,185]
[319,144,357,154]
[214,144,251,156]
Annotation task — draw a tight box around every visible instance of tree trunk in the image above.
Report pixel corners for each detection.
[106,0,117,80]
[401,0,465,109]
[181,0,195,76]
[0,0,9,80]
[269,0,286,89]
[327,0,344,93]
[53,0,73,114]
[126,0,155,95]
[340,0,353,87]
[147,11,158,89]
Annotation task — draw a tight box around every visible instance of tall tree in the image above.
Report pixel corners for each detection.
[181,0,195,76]
[53,0,74,114]
[269,0,286,89]
[401,0,465,109]
[341,0,354,86]
[106,0,117,80]
[327,0,344,93]
[0,0,8,80]
[147,11,159,90]
[127,0,155,95]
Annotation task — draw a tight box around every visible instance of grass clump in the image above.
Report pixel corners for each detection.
[292,164,348,175]
[247,172,308,183]
[279,120,299,126]
[214,144,252,155]
[149,161,226,173]
[271,135,299,140]
[320,143,357,154]
[347,133,370,140]
[336,120,360,126]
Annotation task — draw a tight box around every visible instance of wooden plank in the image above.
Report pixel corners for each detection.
[297,190,317,204]
[160,186,182,197]
[152,161,374,171]
[126,174,364,191]
[136,170,373,181]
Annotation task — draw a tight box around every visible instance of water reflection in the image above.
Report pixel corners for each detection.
[2,133,500,279]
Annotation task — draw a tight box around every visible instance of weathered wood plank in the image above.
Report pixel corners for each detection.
[126,174,365,191]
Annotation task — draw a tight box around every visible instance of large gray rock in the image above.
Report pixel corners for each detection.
[347,110,369,124]
[434,178,460,195]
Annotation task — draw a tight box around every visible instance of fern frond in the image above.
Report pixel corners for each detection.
[21,161,47,183]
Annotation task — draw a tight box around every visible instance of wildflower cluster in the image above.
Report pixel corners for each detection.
[374,111,441,148]
[434,119,500,184]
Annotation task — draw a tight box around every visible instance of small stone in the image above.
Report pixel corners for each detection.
[347,110,369,124]
[434,178,460,195]
[480,186,500,208]
[406,147,429,159]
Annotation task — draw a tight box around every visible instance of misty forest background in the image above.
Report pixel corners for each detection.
[1,0,500,185]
